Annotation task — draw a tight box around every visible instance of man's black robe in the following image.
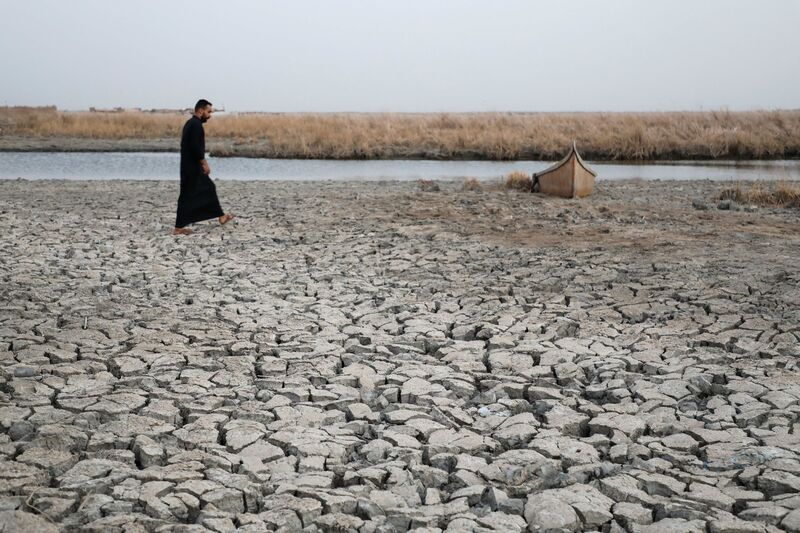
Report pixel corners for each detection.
[175,115,223,228]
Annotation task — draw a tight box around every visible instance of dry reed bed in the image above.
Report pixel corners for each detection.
[457,173,532,193]
[2,106,800,160]
[717,181,800,208]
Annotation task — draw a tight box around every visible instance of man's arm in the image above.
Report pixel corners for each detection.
[190,122,210,175]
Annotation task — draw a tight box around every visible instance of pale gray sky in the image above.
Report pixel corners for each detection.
[1,0,798,112]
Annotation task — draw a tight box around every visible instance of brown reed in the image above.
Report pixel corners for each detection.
[717,180,800,207]
[504,171,533,191]
[2,107,799,161]
[461,177,483,192]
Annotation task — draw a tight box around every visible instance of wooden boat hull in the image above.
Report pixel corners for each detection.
[533,142,596,198]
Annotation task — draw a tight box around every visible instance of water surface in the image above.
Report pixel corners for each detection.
[0,152,798,182]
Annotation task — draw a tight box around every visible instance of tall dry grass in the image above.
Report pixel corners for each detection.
[717,181,800,208]
[0,106,182,139]
[461,177,483,192]
[504,171,533,191]
[2,106,799,160]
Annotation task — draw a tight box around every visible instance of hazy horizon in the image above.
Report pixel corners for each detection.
[2,0,799,113]
[12,108,800,115]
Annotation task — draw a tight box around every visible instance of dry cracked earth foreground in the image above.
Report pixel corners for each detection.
[1,179,799,533]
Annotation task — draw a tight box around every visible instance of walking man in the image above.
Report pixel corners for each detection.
[174,99,234,235]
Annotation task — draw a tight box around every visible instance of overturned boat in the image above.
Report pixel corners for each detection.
[532,141,596,198]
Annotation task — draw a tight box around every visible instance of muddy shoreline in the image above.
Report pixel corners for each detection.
[1,179,799,531]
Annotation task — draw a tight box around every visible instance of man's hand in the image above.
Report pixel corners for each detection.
[201,159,211,176]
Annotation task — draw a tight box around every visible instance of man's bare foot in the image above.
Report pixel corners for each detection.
[219,214,235,225]
[173,227,193,235]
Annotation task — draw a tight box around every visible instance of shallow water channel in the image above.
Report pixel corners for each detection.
[0,152,798,181]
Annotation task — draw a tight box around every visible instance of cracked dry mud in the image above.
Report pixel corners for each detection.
[1,178,799,533]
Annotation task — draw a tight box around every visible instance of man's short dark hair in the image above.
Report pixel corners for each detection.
[195,99,212,112]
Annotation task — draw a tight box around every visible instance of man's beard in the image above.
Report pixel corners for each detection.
[200,117,209,123]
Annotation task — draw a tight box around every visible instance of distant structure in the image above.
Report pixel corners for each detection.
[87,107,223,114]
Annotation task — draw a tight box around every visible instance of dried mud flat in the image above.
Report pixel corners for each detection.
[1,178,799,533]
